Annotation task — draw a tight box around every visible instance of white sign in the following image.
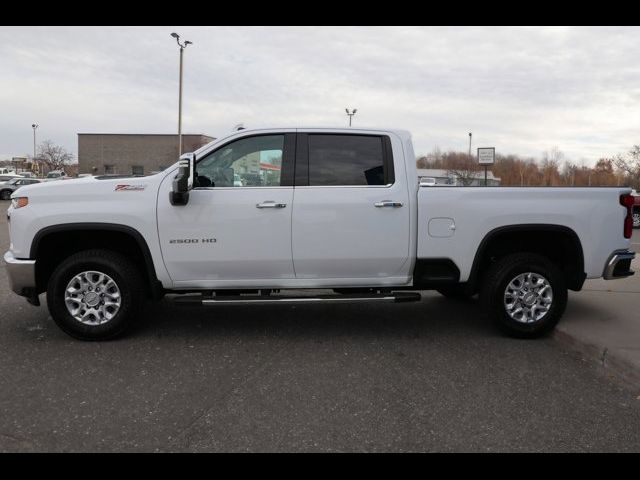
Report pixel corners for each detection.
[478,147,495,165]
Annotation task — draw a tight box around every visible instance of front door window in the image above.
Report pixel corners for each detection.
[196,135,284,188]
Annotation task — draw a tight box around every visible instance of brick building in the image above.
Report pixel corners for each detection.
[78,133,215,176]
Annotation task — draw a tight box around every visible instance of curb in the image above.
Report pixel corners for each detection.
[554,328,640,387]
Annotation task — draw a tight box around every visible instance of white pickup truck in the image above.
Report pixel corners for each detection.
[3,127,636,340]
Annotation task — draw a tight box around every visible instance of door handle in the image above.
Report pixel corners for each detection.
[256,201,287,209]
[374,200,403,208]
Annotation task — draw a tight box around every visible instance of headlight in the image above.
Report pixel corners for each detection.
[11,197,28,209]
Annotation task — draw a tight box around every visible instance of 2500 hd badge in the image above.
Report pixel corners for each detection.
[169,238,217,244]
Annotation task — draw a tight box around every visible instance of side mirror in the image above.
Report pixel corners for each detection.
[169,153,195,206]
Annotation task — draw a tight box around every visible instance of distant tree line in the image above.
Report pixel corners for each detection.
[417,144,640,189]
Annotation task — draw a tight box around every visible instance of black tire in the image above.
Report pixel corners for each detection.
[46,249,144,340]
[436,285,473,299]
[0,190,11,200]
[481,253,567,338]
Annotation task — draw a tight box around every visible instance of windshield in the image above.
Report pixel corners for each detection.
[47,173,60,178]
[7,178,20,185]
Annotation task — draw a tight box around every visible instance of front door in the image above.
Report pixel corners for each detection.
[157,132,296,287]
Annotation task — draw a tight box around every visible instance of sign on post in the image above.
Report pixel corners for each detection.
[477,147,495,186]
[477,147,495,165]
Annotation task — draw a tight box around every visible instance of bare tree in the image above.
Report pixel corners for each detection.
[37,140,74,172]
[546,146,565,164]
[562,161,578,186]
[540,147,563,186]
[416,156,429,169]
[431,145,442,162]
[416,146,444,170]
[592,158,616,186]
[517,158,536,186]
[446,153,480,186]
[614,145,640,189]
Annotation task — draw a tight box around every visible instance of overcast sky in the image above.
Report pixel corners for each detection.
[1,26,639,164]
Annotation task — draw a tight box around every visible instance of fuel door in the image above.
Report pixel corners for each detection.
[428,217,456,238]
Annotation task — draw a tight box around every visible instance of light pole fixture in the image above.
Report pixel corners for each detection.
[171,32,193,156]
[345,108,357,127]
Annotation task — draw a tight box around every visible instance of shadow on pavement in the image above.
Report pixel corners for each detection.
[130,294,499,341]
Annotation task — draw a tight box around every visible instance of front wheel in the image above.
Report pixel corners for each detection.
[47,249,144,340]
[481,253,567,338]
[0,190,11,200]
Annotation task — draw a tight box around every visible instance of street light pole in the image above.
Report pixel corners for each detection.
[32,124,38,159]
[32,124,38,175]
[468,132,472,158]
[178,46,184,155]
[345,108,357,127]
[171,33,193,156]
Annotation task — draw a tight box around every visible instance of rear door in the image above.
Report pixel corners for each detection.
[291,131,411,282]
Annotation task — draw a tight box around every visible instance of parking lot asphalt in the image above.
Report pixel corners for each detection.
[559,245,640,384]
[1,200,640,452]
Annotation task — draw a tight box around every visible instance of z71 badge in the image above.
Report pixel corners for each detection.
[115,184,147,191]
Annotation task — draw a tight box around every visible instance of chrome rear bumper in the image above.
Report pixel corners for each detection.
[603,250,636,280]
[3,251,36,297]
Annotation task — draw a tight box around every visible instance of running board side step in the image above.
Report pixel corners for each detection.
[174,292,421,306]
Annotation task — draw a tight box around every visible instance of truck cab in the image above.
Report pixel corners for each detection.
[159,128,412,288]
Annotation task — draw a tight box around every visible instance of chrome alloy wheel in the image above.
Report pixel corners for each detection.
[503,272,553,323]
[64,271,122,325]
[633,212,640,228]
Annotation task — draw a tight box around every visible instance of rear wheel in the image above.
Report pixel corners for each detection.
[46,249,144,340]
[633,210,640,229]
[481,253,567,338]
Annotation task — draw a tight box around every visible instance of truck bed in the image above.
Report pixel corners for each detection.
[417,186,632,281]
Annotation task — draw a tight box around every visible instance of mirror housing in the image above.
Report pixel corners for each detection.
[169,153,195,206]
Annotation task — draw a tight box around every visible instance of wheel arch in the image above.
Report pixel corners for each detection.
[467,224,586,292]
[30,223,163,299]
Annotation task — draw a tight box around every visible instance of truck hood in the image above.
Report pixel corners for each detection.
[12,172,169,202]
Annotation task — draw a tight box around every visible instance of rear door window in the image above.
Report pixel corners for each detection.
[307,134,392,186]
